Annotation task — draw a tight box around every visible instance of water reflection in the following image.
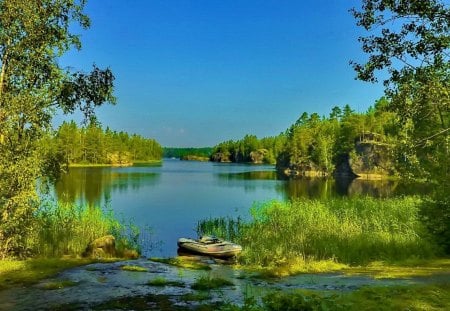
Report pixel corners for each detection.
[55,167,160,206]
[52,161,432,257]
[216,171,430,200]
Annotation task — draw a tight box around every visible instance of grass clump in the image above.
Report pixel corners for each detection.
[215,284,450,310]
[149,257,211,270]
[42,280,78,290]
[121,265,148,272]
[198,197,438,269]
[30,199,143,258]
[191,275,234,290]
[147,276,185,287]
[0,258,107,290]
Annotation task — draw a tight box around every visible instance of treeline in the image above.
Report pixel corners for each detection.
[48,121,162,165]
[211,135,286,164]
[211,99,398,176]
[163,147,212,159]
[279,100,398,176]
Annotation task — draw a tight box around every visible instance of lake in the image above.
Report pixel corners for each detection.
[54,159,428,257]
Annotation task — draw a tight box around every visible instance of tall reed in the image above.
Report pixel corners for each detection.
[197,197,437,266]
[30,200,141,257]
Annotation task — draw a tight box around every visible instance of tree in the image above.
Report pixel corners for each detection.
[350,0,449,181]
[0,0,115,258]
[351,0,450,252]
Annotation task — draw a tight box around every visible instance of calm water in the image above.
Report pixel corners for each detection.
[54,159,428,257]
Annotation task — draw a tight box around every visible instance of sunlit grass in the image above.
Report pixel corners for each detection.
[198,197,438,270]
[31,200,142,258]
[149,257,211,271]
[256,284,450,311]
[0,258,114,290]
[120,265,148,272]
[344,258,450,279]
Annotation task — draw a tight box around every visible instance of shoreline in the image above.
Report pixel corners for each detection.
[67,160,162,168]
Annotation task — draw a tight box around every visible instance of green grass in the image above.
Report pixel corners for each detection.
[198,197,438,270]
[180,292,211,302]
[147,276,185,287]
[31,200,142,258]
[0,258,113,290]
[121,265,148,272]
[149,257,211,270]
[260,284,450,311]
[212,283,450,310]
[191,275,234,290]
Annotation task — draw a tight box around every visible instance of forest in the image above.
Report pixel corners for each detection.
[211,100,399,177]
[47,121,163,166]
[163,147,212,159]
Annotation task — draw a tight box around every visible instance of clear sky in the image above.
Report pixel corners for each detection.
[58,0,385,147]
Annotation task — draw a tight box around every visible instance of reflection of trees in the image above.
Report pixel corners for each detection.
[216,171,278,181]
[214,171,279,193]
[280,178,337,200]
[348,179,399,198]
[279,177,428,200]
[54,168,160,205]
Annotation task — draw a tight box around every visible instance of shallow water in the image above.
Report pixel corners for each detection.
[1,258,447,311]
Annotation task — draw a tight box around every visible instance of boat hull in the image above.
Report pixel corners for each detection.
[177,238,242,258]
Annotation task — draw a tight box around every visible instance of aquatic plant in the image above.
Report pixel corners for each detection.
[149,257,211,271]
[30,199,145,258]
[198,197,437,267]
[147,277,185,287]
[191,275,234,290]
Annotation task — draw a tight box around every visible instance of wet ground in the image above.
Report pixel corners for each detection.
[0,257,448,310]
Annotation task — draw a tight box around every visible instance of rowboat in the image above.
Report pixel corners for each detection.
[177,236,242,258]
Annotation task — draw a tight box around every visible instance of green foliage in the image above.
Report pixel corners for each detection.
[149,257,212,271]
[211,134,286,164]
[352,0,450,254]
[163,147,213,159]
[197,217,243,242]
[0,257,101,290]
[221,284,450,311]
[147,277,185,287]
[198,197,437,267]
[0,0,115,258]
[278,103,399,177]
[53,121,162,165]
[31,200,142,258]
[191,275,234,290]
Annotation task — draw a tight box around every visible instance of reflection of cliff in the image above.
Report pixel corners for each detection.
[280,177,416,200]
[54,168,160,205]
[280,178,337,199]
[347,179,399,197]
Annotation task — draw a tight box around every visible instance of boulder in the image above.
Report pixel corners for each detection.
[82,235,116,258]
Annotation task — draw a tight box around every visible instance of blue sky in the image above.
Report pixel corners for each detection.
[58,0,385,147]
